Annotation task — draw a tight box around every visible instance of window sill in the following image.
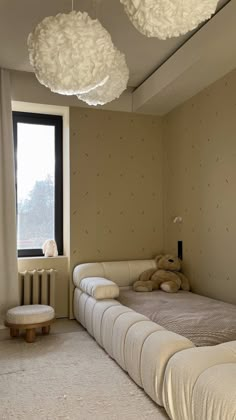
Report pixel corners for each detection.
[18,255,68,261]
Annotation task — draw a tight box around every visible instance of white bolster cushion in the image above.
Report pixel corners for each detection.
[192,363,236,420]
[80,277,120,300]
[163,342,236,420]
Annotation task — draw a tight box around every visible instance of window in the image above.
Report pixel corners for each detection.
[13,112,63,257]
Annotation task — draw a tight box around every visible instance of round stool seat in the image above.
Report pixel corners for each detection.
[6,304,55,325]
[5,305,55,343]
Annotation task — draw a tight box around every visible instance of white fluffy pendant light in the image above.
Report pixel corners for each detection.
[28,10,116,95]
[120,0,220,39]
[77,48,129,106]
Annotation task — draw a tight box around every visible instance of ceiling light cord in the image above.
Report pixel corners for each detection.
[92,0,97,19]
[92,0,102,19]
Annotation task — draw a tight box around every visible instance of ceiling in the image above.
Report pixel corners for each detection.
[0,0,230,89]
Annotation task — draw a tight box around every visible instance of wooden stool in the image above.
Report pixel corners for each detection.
[5,305,55,343]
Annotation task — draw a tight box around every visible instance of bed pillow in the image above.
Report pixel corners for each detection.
[79,277,120,300]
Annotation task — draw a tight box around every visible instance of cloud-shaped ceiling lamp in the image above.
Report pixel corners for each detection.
[77,48,129,105]
[120,0,220,39]
[28,11,117,95]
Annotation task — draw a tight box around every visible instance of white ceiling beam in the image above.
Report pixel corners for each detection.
[132,1,236,115]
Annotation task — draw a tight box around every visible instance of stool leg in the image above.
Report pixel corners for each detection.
[10,328,19,338]
[42,325,50,335]
[25,328,36,343]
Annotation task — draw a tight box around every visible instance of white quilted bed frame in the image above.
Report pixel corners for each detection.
[73,260,236,420]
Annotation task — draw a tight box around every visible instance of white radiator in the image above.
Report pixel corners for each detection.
[18,269,56,308]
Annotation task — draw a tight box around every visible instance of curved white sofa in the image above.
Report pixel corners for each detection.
[73,260,236,419]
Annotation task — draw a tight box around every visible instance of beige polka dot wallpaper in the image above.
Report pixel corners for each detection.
[70,108,163,274]
[163,67,236,305]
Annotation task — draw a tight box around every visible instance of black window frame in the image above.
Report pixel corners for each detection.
[13,111,63,258]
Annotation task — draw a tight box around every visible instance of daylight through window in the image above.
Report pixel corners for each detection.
[13,112,63,257]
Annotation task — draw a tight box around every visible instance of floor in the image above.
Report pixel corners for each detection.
[0,318,83,341]
[0,319,169,420]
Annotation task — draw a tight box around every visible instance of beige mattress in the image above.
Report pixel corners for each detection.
[118,289,236,346]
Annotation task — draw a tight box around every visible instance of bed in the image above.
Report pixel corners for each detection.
[118,288,236,346]
[73,259,236,420]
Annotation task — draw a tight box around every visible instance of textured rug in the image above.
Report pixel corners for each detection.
[0,330,169,420]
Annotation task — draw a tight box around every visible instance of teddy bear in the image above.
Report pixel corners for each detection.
[42,239,58,257]
[133,254,190,293]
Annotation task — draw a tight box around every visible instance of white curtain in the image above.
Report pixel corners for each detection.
[0,69,19,327]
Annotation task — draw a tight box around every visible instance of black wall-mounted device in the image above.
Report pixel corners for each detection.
[178,240,183,260]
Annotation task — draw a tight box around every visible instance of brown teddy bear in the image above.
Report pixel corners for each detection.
[133,254,190,293]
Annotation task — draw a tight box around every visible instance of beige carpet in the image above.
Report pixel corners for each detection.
[0,329,169,420]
